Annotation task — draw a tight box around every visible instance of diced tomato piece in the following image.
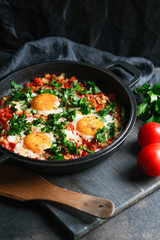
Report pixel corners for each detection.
[0,99,4,107]
[24,82,32,89]
[89,142,99,151]
[50,74,56,82]
[32,77,43,87]
[81,150,88,157]
[9,142,16,150]
[70,76,76,80]
[95,105,102,111]
[63,80,73,88]
[67,123,75,134]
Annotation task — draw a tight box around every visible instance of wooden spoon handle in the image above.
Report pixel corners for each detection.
[36,183,115,218]
[0,164,114,218]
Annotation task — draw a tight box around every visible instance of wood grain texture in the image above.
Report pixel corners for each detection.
[0,164,114,218]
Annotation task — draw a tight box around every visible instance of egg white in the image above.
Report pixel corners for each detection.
[70,110,122,141]
[14,130,55,159]
[70,111,101,141]
[30,95,64,116]
[65,129,83,145]
[7,116,55,159]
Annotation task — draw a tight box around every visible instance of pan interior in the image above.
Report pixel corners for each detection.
[0,61,136,168]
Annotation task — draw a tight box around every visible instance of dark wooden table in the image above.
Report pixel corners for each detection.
[81,188,160,240]
[1,68,160,240]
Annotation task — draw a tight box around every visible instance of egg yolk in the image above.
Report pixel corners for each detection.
[31,93,57,111]
[76,116,104,136]
[23,132,51,154]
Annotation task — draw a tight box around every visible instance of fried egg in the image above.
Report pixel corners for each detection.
[23,132,51,154]
[7,119,55,159]
[68,112,104,141]
[31,93,63,115]
[13,131,54,159]
[69,111,121,141]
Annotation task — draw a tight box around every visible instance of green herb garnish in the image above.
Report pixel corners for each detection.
[95,127,108,142]
[95,123,116,142]
[39,87,59,97]
[80,146,94,154]
[49,77,62,89]
[134,83,160,123]
[7,113,32,135]
[79,97,91,114]
[97,101,117,117]
[81,80,101,94]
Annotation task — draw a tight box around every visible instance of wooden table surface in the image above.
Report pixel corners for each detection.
[81,188,160,240]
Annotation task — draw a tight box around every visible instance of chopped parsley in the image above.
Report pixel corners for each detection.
[97,101,117,117]
[45,139,95,161]
[0,97,10,109]
[7,113,32,135]
[41,109,76,133]
[49,76,63,89]
[81,80,101,94]
[45,143,65,160]
[71,80,82,91]
[80,146,94,154]
[79,97,91,114]
[32,118,44,126]
[39,87,59,97]
[95,127,108,142]
[95,123,116,142]
[11,81,33,102]
[64,140,80,155]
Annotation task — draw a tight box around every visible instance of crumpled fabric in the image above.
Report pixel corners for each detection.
[0,0,160,65]
[0,37,157,89]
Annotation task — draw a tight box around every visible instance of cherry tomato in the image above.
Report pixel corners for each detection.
[138,122,160,148]
[137,143,160,177]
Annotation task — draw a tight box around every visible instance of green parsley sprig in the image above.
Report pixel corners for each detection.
[11,81,33,102]
[134,82,160,123]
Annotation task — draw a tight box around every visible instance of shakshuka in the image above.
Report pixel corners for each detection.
[0,73,125,160]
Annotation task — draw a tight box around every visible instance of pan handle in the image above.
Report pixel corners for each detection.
[102,61,141,88]
[0,153,9,164]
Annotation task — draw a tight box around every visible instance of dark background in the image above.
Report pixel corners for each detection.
[0,0,160,66]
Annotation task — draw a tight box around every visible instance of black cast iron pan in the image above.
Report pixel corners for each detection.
[0,61,141,173]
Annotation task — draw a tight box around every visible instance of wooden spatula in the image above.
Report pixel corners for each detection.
[0,164,114,218]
